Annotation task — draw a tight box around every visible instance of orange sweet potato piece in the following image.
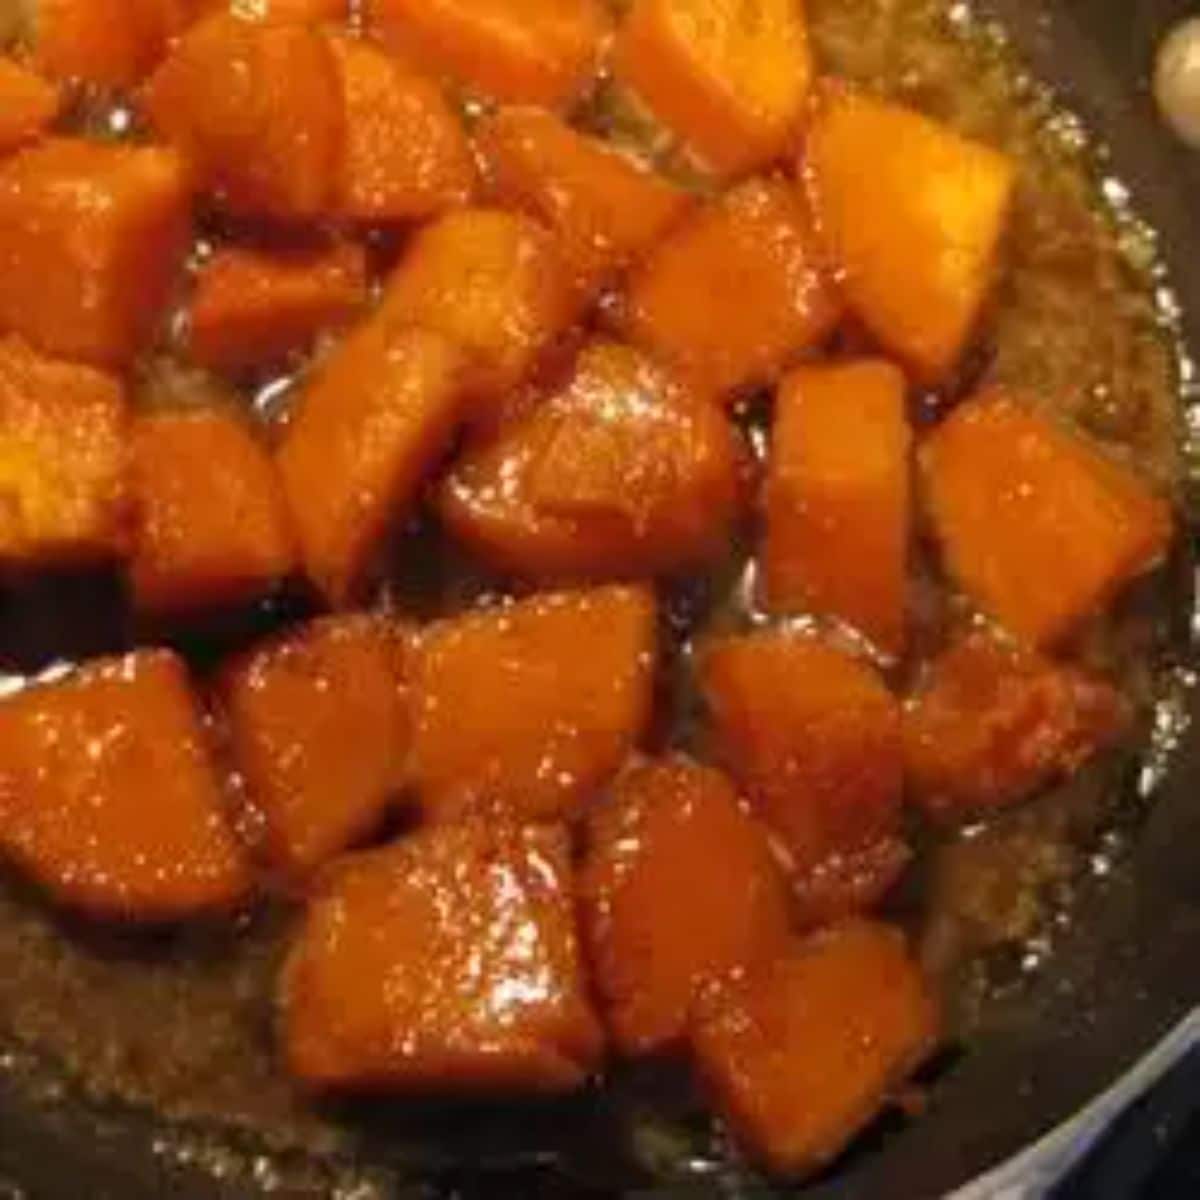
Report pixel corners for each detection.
[365,0,609,109]
[764,361,912,657]
[0,336,130,568]
[0,139,191,367]
[691,920,940,1177]
[129,410,296,615]
[276,323,467,607]
[144,13,342,221]
[579,757,792,1056]
[165,0,347,25]
[441,341,744,580]
[188,242,367,373]
[623,178,840,398]
[411,586,657,825]
[904,630,1130,817]
[921,390,1174,647]
[0,650,251,921]
[223,615,411,877]
[283,821,604,1092]
[806,89,1016,382]
[380,208,578,424]
[328,34,474,223]
[699,632,908,925]
[34,0,173,88]
[477,107,691,298]
[0,60,59,154]
[616,0,812,178]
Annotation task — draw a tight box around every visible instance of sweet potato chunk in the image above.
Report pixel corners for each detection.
[764,361,911,657]
[904,631,1129,817]
[616,0,812,178]
[188,242,367,373]
[0,60,59,154]
[699,632,907,925]
[477,107,691,298]
[130,410,296,615]
[328,34,474,223]
[806,90,1016,382]
[283,822,603,1093]
[145,13,342,221]
[0,336,130,568]
[365,0,609,109]
[166,0,347,24]
[223,615,411,877]
[623,178,840,397]
[441,341,744,580]
[691,921,940,1177]
[921,391,1174,647]
[0,650,251,921]
[411,586,657,824]
[34,0,172,88]
[277,323,467,607]
[580,757,791,1055]
[0,139,191,367]
[380,208,578,424]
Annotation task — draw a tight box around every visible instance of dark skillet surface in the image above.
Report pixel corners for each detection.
[1,2,1199,1197]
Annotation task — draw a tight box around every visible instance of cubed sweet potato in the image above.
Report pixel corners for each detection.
[921,390,1174,647]
[477,107,691,298]
[616,0,812,178]
[0,335,130,568]
[34,0,173,88]
[0,138,191,367]
[764,361,912,657]
[223,615,412,877]
[904,630,1130,817]
[276,323,467,607]
[282,821,604,1092]
[144,13,342,221]
[130,409,296,615]
[187,242,367,374]
[165,0,347,24]
[441,341,744,580]
[699,632,907,925]
[622,178,840,398]
[0,650,251,921]
[805,89,1016,382]
[365,0,609,109]
[579,757,792,1056]
[0,60,59,154]
[691,921,940,1177]
[380,208,578,425]
[411,586,657,825]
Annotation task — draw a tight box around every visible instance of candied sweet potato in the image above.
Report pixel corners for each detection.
[277,323,467,607]
[699,632,907,925]
[145,13,342,221]
[0,60,59,154]
[691,921,940,1177]
[283,822,604,1093]
[764,361,911,657]
[0,139,191,367]
[224,615,411,877]
[477,107,691,298]
[34,0,172,88]
[806,89,1016,382]
[921,390,1174,647]
[580,757,792,1055]
[188,242,367,374]
[441,341,744,580]
[380,208,578,424]
[328,34,475,223]
[130,410,296,615]
[365,0,609,109]
[0,650,251,921]
[616,0,812,178]
[904,630,1129,817]
[0,336,130,568]
[623,178,840,397]
[411,586,657,824]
